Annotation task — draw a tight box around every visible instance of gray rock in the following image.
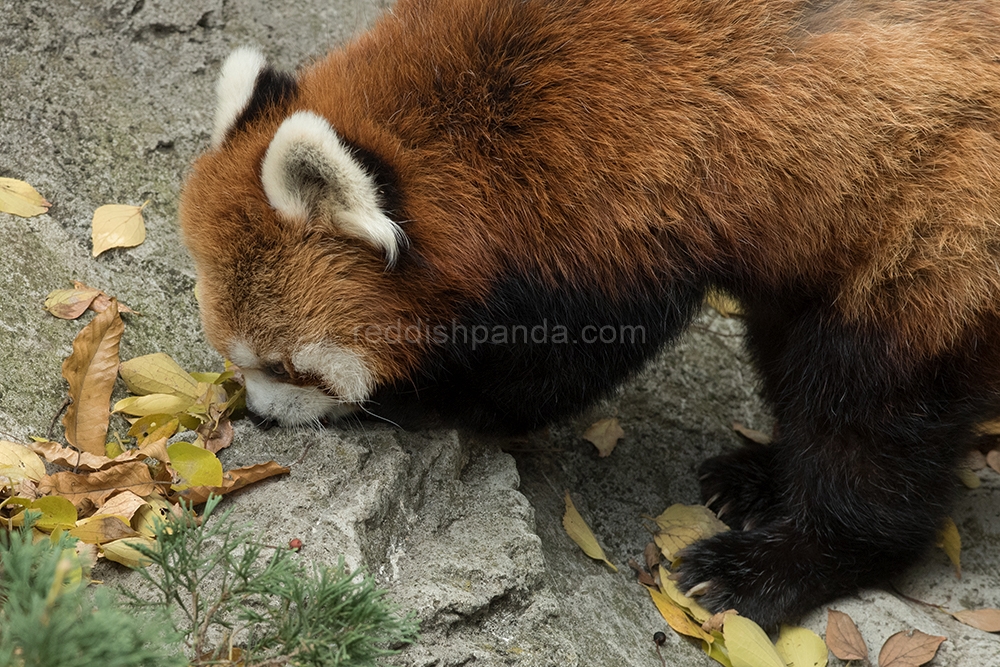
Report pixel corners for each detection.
[2,1,998,665]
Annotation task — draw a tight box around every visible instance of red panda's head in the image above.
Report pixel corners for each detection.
[181,48,433,427]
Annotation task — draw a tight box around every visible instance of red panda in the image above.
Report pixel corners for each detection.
[180,0,1000,628]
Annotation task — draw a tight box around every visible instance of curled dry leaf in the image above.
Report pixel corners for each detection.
[61,302,124,456]
[37,461,157,508]
[877,630,945,667]
[703,609,740,635]
[0,440,46,484]
[91,201,148,257]
[196,417,234,454]
[582,417,624,457]
[0,177,51,217]
[951,608,1000,633]
[93,490,149,522]
[731,422,772,445]
[562,490,617,572]
[825,609,867,661]
[935,517,962,578]
[653,504,728,562]
[43,282,135,320]
[178,461,291,505]
[29,438,147,472]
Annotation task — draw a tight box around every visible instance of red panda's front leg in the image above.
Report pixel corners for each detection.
[674,299,996,628]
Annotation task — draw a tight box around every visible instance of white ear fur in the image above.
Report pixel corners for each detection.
[211,47,267,149]
[260,111,406,265]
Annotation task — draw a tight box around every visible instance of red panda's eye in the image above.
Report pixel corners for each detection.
[264,362,290,379]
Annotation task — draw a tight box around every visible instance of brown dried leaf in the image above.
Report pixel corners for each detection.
[178,461,290,505]
[732,422,772,445]
[44,285,102,320]
[877,630,945,667]
[582,418,624,457]
[825,609,867,661]
[951,608,1000,633]
[61,303,124,455]
[37,461,157,508]
[966,449,987,471]
[643,541,661,573]
[702,608,739,634]
[987,449,1000,475]
[29,439,148,472]
[93,490,149,522]
[196,417,234,454]
[91,201,148,257]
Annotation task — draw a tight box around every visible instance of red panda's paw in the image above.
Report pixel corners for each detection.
[697,445,784,531]
[672,524,836,630]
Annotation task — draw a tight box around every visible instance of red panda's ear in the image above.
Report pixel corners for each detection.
[260,111,407,266]
[212,47,267,149]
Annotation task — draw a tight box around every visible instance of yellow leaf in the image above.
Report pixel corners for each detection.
[654,504,729,562]
[582,418,625,457]
[179,461,290,504]
[94,490,149,522]
[659,566,712,623]
[119,352,201,399]
[951,608,1000,633]
[936,517,961,578]
[61,303,124,455]
[101,536,158,568]
[723,614,786,667]
[562,491,617,571]
[0,440,46,484]
[706,288,743,318]
[91,201,148,257]
[113,393,195,417]
[44,286,102,320]
[69,515,140,545]
[647,585,713,643]
[18,496,79,532]
[704,636,734,667]
[958,467,980,489]
[167,441,223,490]
[0,177,51,217]
[775,625,828,667]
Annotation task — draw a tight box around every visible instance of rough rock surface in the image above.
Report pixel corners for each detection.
[2,1,998,665]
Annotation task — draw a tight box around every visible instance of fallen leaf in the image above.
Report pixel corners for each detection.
[732,422,772,445]
[29,439,149,472]
[93,490,149,522]
[703,609,740,635]
[951,608,1000,633]
[723,614,785,667]
[660,567,712,623]
[9,496,79,531]
[562,491,617,571]
[653,504,728,562]
[69,515,141,545]
[91,201,148,257]
[877,630,945,667]
[936,517,961,578]
[582,418,624,457]
[61,302,124,455]
[167,442,223,490]
[196,417,234,454]
[0,177,51,217]
[44,285,102,320]
[825,609,867,661]
[775,625,828,667]
[987,449,1000,475]
[647,585,713,643]
[966,450,987,471]
[119,352,201,399]
[179,461,290,504]
[706,288,743,318]
[958,467,981,489]
[101,536,157,567]
[37,461,157,508]
[113,393,195,417]
[0,440,46,484]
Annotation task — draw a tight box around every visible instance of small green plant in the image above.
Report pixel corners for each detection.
[0,516,182,667]
[128,496,419,666]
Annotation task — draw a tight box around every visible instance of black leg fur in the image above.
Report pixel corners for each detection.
[675,297,1000,628]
